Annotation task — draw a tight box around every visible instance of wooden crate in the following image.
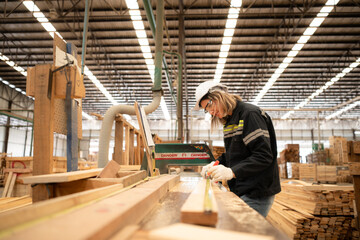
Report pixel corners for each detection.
[299,164,317,182]
[317,165,337,183]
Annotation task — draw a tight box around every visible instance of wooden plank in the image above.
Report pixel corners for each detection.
[91,170,147,188]
[19,168,102,184]
[134,102,154,176]
[181,179,218,226]
[353,175,360,229]
[6,174,17,197]
[148,223,274,240]
[124,124,130,165]
[4,175,180,240]
[2,172,13,197]
[129,128,135,165]
[119,165,141,171]
[135,133,141,165]
[0,183,124,231]
[349,162,360,175]
[110,225,139,240]
[97,160,121,178]
[4,168,32,173]
[54,179,122,197]
[0,196,32,213]
[33,64,55,202]
[114,120,124,164]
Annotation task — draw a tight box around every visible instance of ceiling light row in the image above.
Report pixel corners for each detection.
[281,57,360,120]
[325,101,360,120]
[252,0,340,105]
[22,0,129,120]
[213,0,241,83]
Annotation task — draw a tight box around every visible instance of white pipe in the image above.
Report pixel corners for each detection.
[97,91,162,167]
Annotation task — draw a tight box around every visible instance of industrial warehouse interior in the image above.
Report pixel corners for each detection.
[0,0,359,239]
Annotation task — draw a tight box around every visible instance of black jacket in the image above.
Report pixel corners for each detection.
[218,100,281,198]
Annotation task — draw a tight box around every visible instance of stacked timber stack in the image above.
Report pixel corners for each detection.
[212,146,225,160]
[329,136,349,165]
[306,150,327,165]
[279,144,300,179]
[267,181,358,240]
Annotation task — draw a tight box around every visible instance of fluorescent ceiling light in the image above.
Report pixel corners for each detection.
[297,36,311,44]
[310,18,325,27]
[210,0,241,84]
[282,57,360,119]
[219,51,229,58]
[251,0,339,106]
[226,19,237,29]
[303,27,317,36]
[326,101,359,120]
[125,0,139,9]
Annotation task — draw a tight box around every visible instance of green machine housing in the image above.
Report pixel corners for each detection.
[141,143,216,174]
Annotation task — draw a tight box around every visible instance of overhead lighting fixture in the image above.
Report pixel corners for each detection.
[252,0,339,105]
[125,0,170,120]
[281,57,360,119]
[212,0,241,84]
[325,101,360,120]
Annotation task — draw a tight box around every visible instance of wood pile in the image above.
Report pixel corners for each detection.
[329,136,349,164]
[306,150,327,164]
[279,144,300,164]
[267,181,358,240]
[212,146,225,160]
[279,162,300,179]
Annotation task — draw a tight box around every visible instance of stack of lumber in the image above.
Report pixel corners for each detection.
[279,162,300,179]
[279,144,300,179]
[279,144,300,164]
[212,146,225,160]
[317,165,352,184]
[267,181,358,239]
[329,136,349,164]
[306,150,327,164]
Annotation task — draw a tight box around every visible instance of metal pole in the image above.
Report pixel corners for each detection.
[81,0,90,74]
[153,0,164,91]
[317,111,321,149]
[163,51,183,141]
[143,0,176,103]
[178,0,185,142]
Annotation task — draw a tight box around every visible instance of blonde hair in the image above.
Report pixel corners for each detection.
[204,91,242,130]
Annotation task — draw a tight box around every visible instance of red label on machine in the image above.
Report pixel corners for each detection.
[155,152,210,160]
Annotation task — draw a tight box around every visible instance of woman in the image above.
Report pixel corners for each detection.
[195,80,281,217]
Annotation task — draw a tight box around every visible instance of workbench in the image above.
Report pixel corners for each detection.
[0,172,289,239]
[137,173,289,240]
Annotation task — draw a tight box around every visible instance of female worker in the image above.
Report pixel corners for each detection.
[195,80,281,217]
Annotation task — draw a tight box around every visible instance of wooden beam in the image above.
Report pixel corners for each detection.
[97,160,121,178]
[19,169,102,184]
[54,179,123,197]
[32,64,55,202]
[148,223,274,240]
[0,183,124,231]
[114,120,124,164]
[91,170,147,188]
[4,175,179,240]
[124,124,130,165]
[0,196,32,213]
[181,179,218,226]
